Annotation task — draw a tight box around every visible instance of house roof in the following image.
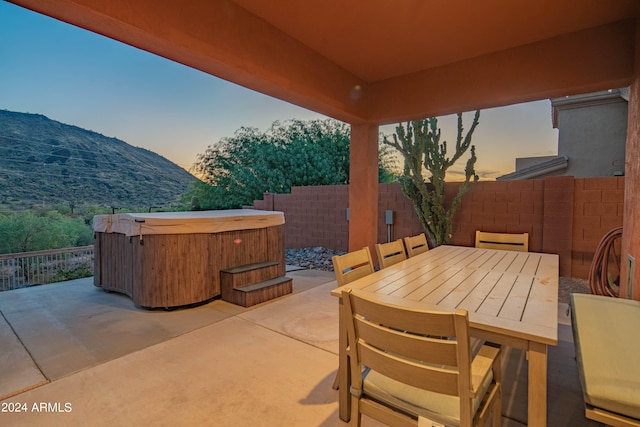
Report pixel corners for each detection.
[551,88,630,128]
[8,0,640,124]
[496,155,569,181]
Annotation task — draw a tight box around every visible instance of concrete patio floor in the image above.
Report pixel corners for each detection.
[0,269,600,426]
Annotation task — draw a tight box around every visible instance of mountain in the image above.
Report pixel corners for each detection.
[0,110,198,210]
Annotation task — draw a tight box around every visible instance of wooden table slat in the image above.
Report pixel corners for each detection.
[520,253,542,275]
[438,269,491,308]
[403,266,464,301]
[386,264,455,298]
[521,276,559,327]
[473,250,505,271]
[505,252,529,274]
[492,251,519,273]
[456,270,504,312]
[476,273,516,316]
[460,249,498,269]
[498,274,535,321]
[419,267,477,305]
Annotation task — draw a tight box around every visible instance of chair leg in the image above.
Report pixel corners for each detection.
[331,371,339,390]
[492,386,502,427]
[350,396,362,427]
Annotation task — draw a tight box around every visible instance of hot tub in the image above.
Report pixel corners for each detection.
[93,209,285,308]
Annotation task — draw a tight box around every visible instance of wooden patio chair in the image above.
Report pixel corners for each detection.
[403,233,429,257]
[375,239,407,269]
[332,247,375,287]
[331,247,375,390]
[475,231,529,252]
[342,288,502,427]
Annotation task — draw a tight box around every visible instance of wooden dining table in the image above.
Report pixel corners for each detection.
[331,244,559,427]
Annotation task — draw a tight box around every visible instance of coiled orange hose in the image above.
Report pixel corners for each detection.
[588,227,622,297]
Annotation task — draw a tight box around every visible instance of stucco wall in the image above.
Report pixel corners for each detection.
[555,92,627,177]
[249,176,624,279]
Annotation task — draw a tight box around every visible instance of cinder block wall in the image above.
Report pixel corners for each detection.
[248,176,624,279]
[377,183,424,246]
[254,185,351,251]
[448,180,545,250]
[571,177,625,278]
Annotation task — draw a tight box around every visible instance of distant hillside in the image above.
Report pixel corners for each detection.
[0,110,197,210]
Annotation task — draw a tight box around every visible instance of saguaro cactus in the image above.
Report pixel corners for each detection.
[384,111,480,246]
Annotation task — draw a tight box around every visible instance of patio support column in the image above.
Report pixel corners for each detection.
[620,19,640,301]
[348,123,379,257]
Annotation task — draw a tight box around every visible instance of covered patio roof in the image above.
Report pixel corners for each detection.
[8,0,640,298]
[9,0,639,123]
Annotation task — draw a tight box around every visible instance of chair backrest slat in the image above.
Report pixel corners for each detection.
[375,239,407,269]
[404,233,429,257]
[475,231,529,252]
[359,341,459,396]
[356,317,459,366]
[332,247,374,286]
[351,293,456,336]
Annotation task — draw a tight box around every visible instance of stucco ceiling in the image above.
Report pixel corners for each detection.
[233,0,640,82]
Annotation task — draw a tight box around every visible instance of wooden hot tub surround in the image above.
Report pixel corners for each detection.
[93,209,291,309]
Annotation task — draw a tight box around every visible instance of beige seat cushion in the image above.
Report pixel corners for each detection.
[571,294,640,420]
[363,358,494,427]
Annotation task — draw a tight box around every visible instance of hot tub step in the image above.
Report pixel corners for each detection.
[223,276,292,307]
[220,262,281,289]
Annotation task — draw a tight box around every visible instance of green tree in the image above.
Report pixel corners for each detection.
[55,214,94,247]
[0,211,94,254]
[76,204,111,226]
[383,111,480,246]
[0,212,51,253]
[378,143,398,183]
[189,119,396,209]
[179,181,224,211]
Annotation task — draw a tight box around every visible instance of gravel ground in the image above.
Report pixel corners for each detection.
[559,277,591,304]
[285,247,343,271]
[286,247,591,304]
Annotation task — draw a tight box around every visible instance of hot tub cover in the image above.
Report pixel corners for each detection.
[93,209,285,236]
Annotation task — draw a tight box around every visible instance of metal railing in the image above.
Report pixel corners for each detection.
[0,245,94,291]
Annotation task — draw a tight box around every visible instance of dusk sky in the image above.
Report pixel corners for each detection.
[0,2,559,179]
